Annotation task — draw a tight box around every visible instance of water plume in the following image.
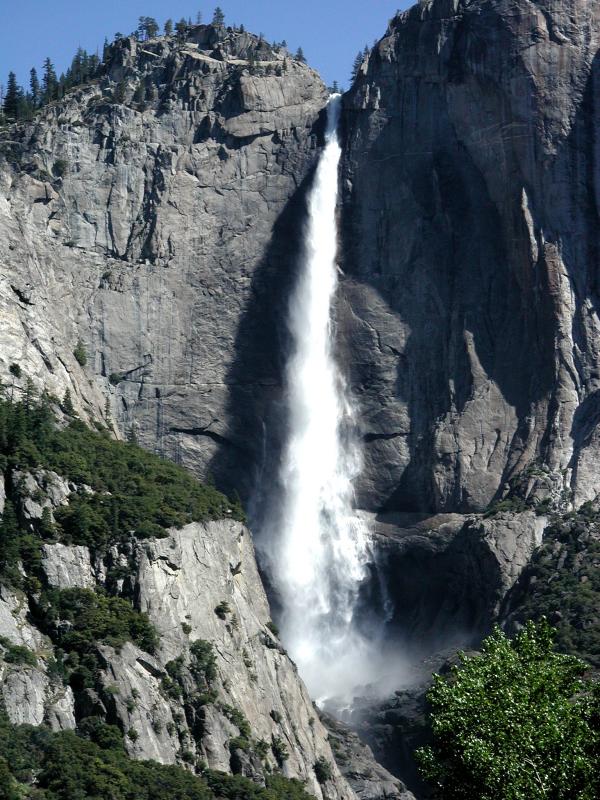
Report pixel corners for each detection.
[265,95,380,703]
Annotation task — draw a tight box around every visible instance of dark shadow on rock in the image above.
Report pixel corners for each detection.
[338,1,597,515]
[206,110,327,521]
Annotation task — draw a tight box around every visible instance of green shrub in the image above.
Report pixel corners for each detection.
[73,340,87,367]
[266,620,279,637]
[229,736,250,753]
[214,601,231,620]
[313,756,332,784]
[0,636,37,667]
[52,158,68,178]
[271,735,288,766]
[220,704,251,739]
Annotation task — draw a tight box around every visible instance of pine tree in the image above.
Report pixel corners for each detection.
[42,58,58,104]
[331,80,340,93]
[29,68,40,108]
[3,72,23,119]
[164,19,173,35]
[62,389,75,416]
[295,47,306,63]
[351,50,364,81]
[196,11,203,24]
[175,18,188,38]
[145,17,159,38]
[212,6,225,26]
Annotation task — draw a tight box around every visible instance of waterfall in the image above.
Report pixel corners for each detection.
[266,95,375,703]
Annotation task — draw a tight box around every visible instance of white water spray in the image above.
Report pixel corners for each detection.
[268,95,376,703]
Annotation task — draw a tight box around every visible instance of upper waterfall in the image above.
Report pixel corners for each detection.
[264,95,378,702]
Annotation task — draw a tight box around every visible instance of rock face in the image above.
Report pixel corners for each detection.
[0,587,76,730]
[322,712,416,800]
[340,0,600,514]
[0,518,358,799]
[368,509,545,654]
[0,24,326,498]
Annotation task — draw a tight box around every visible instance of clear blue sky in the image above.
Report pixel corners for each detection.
[0,1,411,92]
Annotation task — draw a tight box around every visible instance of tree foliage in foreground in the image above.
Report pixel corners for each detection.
[417,620,600,800]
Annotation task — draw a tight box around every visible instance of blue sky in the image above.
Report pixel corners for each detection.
[0,1,411,92]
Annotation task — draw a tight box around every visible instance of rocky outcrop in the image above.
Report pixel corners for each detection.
[34,523,355,800]
[0,24,327,498]
[322,712,416,800]
[0,587,76,730]
[340,0,600,514]
[41,542,96,589]
[369,509,545,653]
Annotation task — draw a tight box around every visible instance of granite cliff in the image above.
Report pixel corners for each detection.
[341,0,600,515]
[0,23,326,500]
[2,2,600,798]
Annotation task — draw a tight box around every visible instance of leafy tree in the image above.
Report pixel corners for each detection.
[212,6,225,26]
[2,72,23,119]
[164,18,173,35]
[417,621,600,800]
[295,47,306,63]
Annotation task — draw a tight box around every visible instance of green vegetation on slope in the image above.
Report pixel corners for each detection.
[0,389,243,585]
[0,710,314,800]
[504,505,600,667]
[417,621,600,800]
[33,587,158,689]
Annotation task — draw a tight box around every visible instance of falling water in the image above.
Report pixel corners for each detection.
[268,95,375,703]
